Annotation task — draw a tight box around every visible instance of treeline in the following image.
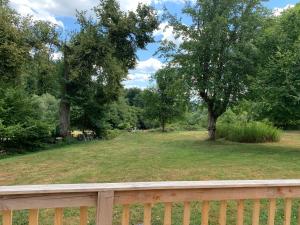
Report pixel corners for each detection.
[1,0,300,150]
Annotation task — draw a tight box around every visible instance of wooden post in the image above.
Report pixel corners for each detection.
[219,201,227,225]
[29,209,39,225]
[237,200,244,225]
[54,208,63,225]
[122,205,130,225]
[183,202,191,225]
[2,210,12,225]
[96,191,114,225]
[80,206,88,225]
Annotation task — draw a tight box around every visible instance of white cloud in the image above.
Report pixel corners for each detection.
[9,0,64,27]
[153,21,183,45]
[273,4,295,16]
[51,51,63,61]
[123,57,163,88]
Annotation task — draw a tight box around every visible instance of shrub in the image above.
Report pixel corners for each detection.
[217,121,281,143]
[0,88,55,151]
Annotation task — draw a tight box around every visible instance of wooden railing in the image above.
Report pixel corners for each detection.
[1,180,300,225]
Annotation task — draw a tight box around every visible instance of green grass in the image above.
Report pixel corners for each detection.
[1,130,300,224]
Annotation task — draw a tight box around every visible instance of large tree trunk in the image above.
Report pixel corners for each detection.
[208,110,217,141]
[59,99,70,137]
[59,44,70,138]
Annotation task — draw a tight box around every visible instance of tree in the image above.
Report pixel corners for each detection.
[143,67,187,132]
[58,0,158,137]
[253,4,300,128]
[161,0,266,139]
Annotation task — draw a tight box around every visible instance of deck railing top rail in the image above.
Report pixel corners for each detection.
[1,179,300,195]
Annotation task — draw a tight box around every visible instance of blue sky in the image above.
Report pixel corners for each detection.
[9,0,299,89]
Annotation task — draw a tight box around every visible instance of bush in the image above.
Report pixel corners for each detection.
[0,89,56,151]
[217,121,281,143]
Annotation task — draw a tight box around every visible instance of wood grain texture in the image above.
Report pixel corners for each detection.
[284,199,292,225]
[2,180,300,195]
[2,210,12,225]
[80,206,88,225]
[183,202,191,225]
[29,209,39,225]
[114,186,300,205]
[0,192,97,210]
[219,201,227,225]
[96,191,114,225]
[54,208,63,225]
[121,205,130,225]
[144,203,152,225]
[252,199,260,225]
[236,200,244,225]
[268,199,276,225]
[164,203,172,225]
[201,201,210,225]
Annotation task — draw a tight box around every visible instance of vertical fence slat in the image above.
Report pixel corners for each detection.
[183,202,191,225]
[80,206,88,225]
[96,191,114,225]
[237,200,244,225]
[252,199,260,225]
[268,199,276,225]
[29,209,39,225]
[298,203,300,225]
[122,205,130,225]
[2,210,12,225]
[54,208,63,225]
[219,201,227,225]
[284,199,292,225]
[144,203,152,225]
[164,203,172,225]
[201,201,210,225]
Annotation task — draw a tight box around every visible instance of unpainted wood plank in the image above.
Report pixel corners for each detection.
[298,203,300,225]
[236,200,244,225]
[80,206,88,225]
[164,202,172,225]
[96,191,114,225]
[29,209,39,225]
[122,205,130,225]
[183,202,190,225]
[144,203,152,225]
[0,192,97,210]
[219,200,227,225]
[2,210,12,225]
[268,199,276,225]
[3,180,300,196]
[114,186,300,205]
[54,208,63,225]
[252,199,260,225]
[284,199,292,225]
[201,201,210,225]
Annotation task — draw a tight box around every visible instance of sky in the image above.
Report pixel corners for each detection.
[8,0,300,89]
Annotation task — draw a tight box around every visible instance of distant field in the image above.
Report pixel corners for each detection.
[1,131,300,224]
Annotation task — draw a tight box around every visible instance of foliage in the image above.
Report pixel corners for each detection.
[142,67,188,131]
[0,89,55,150]
[253,5,300,128]
[217,121,281,143]
[59,0,159,137]
[160,0,266,139]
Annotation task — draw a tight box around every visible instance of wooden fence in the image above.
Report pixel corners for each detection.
[1,180,300,225]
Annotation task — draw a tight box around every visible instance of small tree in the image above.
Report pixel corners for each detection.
[143,67,187,132]
[161,0,266,139]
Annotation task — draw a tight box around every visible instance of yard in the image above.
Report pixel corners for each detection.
[1,131,300,225]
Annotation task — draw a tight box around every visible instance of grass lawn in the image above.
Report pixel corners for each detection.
[1,130,300,224]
